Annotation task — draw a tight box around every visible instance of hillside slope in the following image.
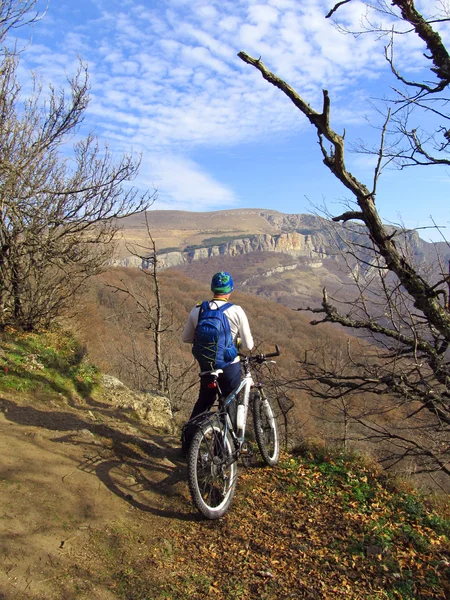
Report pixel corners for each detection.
[0,328,449,600]
[113,209,450,310]
[113,208,282,258]
[1,389,449,600]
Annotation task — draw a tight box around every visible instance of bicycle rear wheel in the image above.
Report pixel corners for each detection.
[187,420,238,519]
[253,391,280,466]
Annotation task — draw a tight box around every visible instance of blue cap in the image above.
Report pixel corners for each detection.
[211,271,234,295]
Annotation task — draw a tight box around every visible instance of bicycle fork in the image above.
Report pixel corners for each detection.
[259,388,277,427]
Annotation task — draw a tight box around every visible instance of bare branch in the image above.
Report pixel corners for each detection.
[325,0,352,19]
[391,0,450,85]
[238,51,450,343]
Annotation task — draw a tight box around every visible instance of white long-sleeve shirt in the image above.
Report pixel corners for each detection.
[182,299,254,361]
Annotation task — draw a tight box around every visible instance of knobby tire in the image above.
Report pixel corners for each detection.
[253,391,280,466]
[187,421,238,519]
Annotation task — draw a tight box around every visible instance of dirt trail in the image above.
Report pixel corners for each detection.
[0,392,192,600]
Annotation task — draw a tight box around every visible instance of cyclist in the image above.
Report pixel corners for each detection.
[182,271,254,434]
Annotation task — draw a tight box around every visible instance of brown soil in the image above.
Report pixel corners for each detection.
[0,391,192,600]
[3,391,449,600]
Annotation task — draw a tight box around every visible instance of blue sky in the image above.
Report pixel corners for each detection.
[11,0,450,241]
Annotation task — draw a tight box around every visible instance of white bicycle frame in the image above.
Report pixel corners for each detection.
[208,358,276,445]
[205,367,253,441]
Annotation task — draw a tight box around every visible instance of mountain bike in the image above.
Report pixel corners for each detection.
[186,347,280,519]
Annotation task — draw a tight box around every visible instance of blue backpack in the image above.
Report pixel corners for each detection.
[192,301,238,371]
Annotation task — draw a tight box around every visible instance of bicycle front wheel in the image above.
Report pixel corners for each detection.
[187,421,238,519]
[253,391,280,466]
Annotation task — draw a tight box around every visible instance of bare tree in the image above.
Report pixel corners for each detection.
[105,215,199,410]
[108,214,170,393]
[238,0,450,479]
[0,2,153,330]
[0,0,46,43]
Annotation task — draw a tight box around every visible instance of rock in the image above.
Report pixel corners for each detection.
[79,428,95,438]
[100,375,174,433]
[110,229,327,270]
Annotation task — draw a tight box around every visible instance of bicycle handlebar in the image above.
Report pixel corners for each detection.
[263,345,281,359]
[246,345,280,364]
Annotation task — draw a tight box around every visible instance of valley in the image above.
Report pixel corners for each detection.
[112,208,450,310]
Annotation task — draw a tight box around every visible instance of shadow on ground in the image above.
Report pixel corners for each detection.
[0,396,198,522]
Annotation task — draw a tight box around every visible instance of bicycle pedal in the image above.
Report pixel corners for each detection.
[240,442,253,456]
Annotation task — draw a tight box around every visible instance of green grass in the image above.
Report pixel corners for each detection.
[0,325,100,399]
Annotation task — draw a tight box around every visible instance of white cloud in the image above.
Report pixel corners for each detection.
[196,4,219,20]
[17,0,398,155]
[180,44,232,74]
[218,16,241,32]
[13,0,438,214]
[248,4,279,27]
[141,154,239,210]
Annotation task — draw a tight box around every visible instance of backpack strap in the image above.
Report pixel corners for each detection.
[198,300,209,318]
[216,302,233,312]
[197,300,232,316]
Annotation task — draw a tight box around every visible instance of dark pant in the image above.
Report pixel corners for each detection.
[189,361,242,420]
[181,362,242,454]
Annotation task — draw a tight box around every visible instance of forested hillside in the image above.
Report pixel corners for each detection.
[73,267,333,428]
[68,266,439,491]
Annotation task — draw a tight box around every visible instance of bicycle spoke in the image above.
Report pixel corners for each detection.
[253,392,280,466]
[188,420,238,519]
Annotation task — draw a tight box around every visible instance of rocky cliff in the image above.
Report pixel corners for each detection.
[111,230,330,270]
[109,210,448,273]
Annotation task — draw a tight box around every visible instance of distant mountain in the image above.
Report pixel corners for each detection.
[112,209,450,309]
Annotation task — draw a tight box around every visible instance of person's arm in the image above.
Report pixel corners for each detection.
[182,307,199,343]
[237,308,254,351]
